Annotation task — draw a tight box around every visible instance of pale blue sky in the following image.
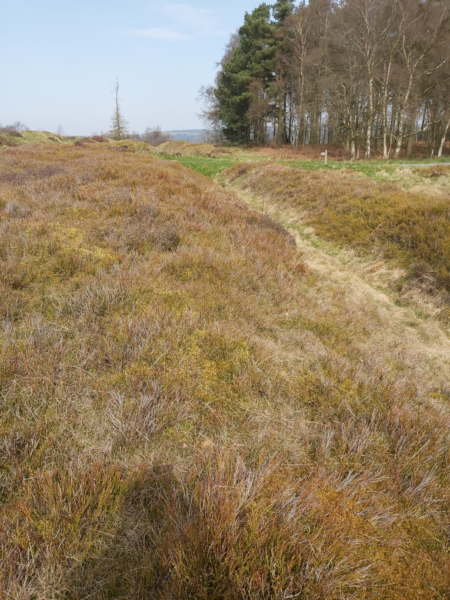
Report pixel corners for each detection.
[1,0,262,135]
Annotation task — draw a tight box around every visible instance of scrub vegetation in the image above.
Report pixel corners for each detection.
[2,143,450,598]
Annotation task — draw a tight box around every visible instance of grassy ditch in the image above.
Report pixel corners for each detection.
[1,144,450,597]
[224,162,450,295]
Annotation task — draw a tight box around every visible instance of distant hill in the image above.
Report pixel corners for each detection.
[165,129,206,143]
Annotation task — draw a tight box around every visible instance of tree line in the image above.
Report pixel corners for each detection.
[201,0,450,158]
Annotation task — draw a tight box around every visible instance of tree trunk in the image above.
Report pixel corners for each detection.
[388,100,399,158]
[429,123,436,158]
[310,103,318,145]
[375,114,381,155]
[394,74,414,159]
[277,85,284,147]
[366,78,374,159]
[328,121,334,144]
[350,138,356,160]
[382,59,393,159]
[438,117,450,157]
[406,106,417,158]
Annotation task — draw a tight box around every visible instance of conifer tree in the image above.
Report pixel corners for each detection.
[215,4,277,143]
[109,79,129,141]
[272,0,295,22]
[272,0,295,145]
[214,2,295,144]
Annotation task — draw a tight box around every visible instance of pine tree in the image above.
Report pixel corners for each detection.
[215,4,277,143]
[272,0,295,22]
[270,0,295,145]
[109,79,129,141]
[213,2,295,145]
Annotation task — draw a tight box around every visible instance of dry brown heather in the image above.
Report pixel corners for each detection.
[2,144,450,599]
[155,140,232,157]
[224,162,450,295]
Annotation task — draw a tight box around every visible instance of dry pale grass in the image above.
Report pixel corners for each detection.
[1,144,450,598]
[371,166,450,198]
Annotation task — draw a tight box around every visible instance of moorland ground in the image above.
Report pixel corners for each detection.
[1,139,450,598]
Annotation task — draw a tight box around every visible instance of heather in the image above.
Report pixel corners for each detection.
[1,144,450,598]
[224,162,450,292]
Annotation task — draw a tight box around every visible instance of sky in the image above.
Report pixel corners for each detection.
[0,0,263,135]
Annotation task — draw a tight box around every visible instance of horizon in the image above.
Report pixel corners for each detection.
[1,0,264,136]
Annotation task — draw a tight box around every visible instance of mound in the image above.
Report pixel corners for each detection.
[106,139,153,153]
[0,131,153,152]
[157,139,231,157]
[1,145,450,598]
[0,131,70,148]
[413,164,450,178]
[0,135,18,148]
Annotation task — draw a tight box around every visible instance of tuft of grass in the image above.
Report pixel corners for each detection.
[413,164,450,178]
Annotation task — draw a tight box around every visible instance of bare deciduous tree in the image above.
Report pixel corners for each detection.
[0,121,28,134]
[142,126,171,146]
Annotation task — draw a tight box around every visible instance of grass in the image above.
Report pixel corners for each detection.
[159,154,241,178]
[2,143,450,597]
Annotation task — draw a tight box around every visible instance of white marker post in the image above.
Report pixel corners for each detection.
[321,150,328,166]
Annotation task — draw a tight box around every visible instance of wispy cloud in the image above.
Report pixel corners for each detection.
[159,3,215,33]
[122,27,189,41]
[118,3,220,42]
